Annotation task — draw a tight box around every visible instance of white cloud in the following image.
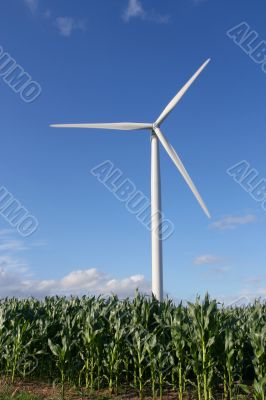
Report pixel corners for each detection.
[211,214,256,230]
[55,17,87,37]
[122,0,169,24]
[55,17,74,37]
[0,230,149,298]
[0,266,150,298]
[194,254,222,266]
[0,240,27,252]
[0,229,28,253]
[0,255,28,272]
[123,0,145,21]
[0,231,37,274]
[24,0,38,13]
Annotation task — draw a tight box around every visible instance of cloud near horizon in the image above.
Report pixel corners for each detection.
[0,229,149,298]
[0,266,150,298]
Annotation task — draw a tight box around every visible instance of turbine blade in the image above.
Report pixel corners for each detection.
[155,59,210,126]
[153,127,210,218]
[50,123,153,131]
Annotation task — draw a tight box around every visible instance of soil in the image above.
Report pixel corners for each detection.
[0,379,252,399]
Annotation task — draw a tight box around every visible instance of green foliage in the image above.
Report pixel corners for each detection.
[0,293,265,398]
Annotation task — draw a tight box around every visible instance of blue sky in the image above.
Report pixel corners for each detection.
[0,0,266,302]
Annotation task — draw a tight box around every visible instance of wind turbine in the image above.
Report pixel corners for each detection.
[50,59,211,302]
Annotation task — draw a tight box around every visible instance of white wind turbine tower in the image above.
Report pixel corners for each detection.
[51,59,211,302]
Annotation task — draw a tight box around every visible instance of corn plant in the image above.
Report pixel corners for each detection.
[249,303,266,400]
[165,304,189,400]
[187,294,220,400]
[102,298,128,393]
[0,293,266,399]
[48,336,69,398]
[128,326,149,399]
[5,318,33,382]
[78,299,104,390]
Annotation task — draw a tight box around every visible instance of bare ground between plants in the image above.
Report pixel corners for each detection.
[0,379,253,400]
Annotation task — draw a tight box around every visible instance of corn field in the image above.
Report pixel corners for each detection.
[1,293,266,399]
